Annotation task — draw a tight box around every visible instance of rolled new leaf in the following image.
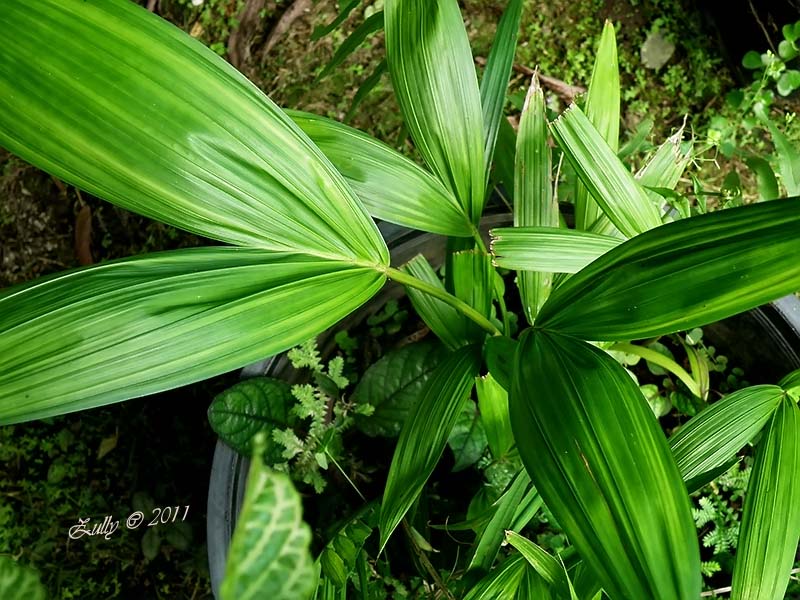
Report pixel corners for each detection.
[384,0,486,223]
[287,110,473,237]
[480,0,523,178]
[536,198,800,340]
[0,0,387,264]
[574,20,621,233]
[514,77,558,322]
[0,249,384,423]
[731,397,800,600]
[668,385,785,491]
[511,330,700,600]
[379,345,481,549]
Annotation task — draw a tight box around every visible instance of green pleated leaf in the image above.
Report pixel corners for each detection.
[574,21,621,232]
[0,0,387,264]
[287,110,472,237]
[551,105,662,238]
[514,77,558,322]
[379,344,481,550]
[475,373,514,459]
[731,397,800,600]
[0,557,47,600]
[505,531,568,593]
[480,0,523,178]
[352,340,448,437]
[0,249,384,424]
[490,227,620,274]
[537,198,800,340]
[511,330,700,600]
[768,120,800,196]
[636,128,693,208]
[669,385,784,491]
[464,555,528,600]
[384,0,485,223]
[318,11,384,80]
[208,377,295,457]
[449,250,495,320]
[469,469,532,571]
[400,255,476,350]
[221,434,315,600]
[779,368,800,401]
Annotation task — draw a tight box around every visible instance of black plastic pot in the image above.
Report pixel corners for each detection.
[205,215,800,597]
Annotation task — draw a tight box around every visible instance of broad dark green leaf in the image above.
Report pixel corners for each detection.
[0,557,46,600]
[448,400,489,471]
[319,504,377,588]
[511,330,700,600]
[384,0,485,223]
[468,469,532,571]
[475,373,514,459]
[208,377,295,457]
[352,340,447,437]
[551,105,661,238]
[400,255,476,349]
[464,555,528,600]
[0,0,387,264]
[480,0,523,178]
[514,77,558,322]
[379,345,481,549]
[492,116,517,198]
[222,435,315,600]
[537,198,800,340]
[491,227,620,274]
[0,249,384,424]
[731,397,800,600]
[574,21,620,232]
[669,385,784,490]
[287,110,472,237]
[483,335,517,391]
[318,11,384,79]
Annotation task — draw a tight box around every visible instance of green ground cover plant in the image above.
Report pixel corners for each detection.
[1,1,799,599]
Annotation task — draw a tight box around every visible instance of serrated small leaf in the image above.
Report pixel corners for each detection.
[221,435,315,600]
[352,340,447,437]
[142,528,161,561]
[448,400,488,471]
[208,377,294,457]
[164,521,193,551]
[320,504,376,588]
[0,557,46,600]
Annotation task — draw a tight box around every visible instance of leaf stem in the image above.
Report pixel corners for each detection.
[610,342,702,398]
[384,267,501,336]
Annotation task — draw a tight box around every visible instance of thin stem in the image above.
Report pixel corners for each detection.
[385,267,501,336]
[325,449,365,501]
[401,520,457,600]
[610,342,701,398]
